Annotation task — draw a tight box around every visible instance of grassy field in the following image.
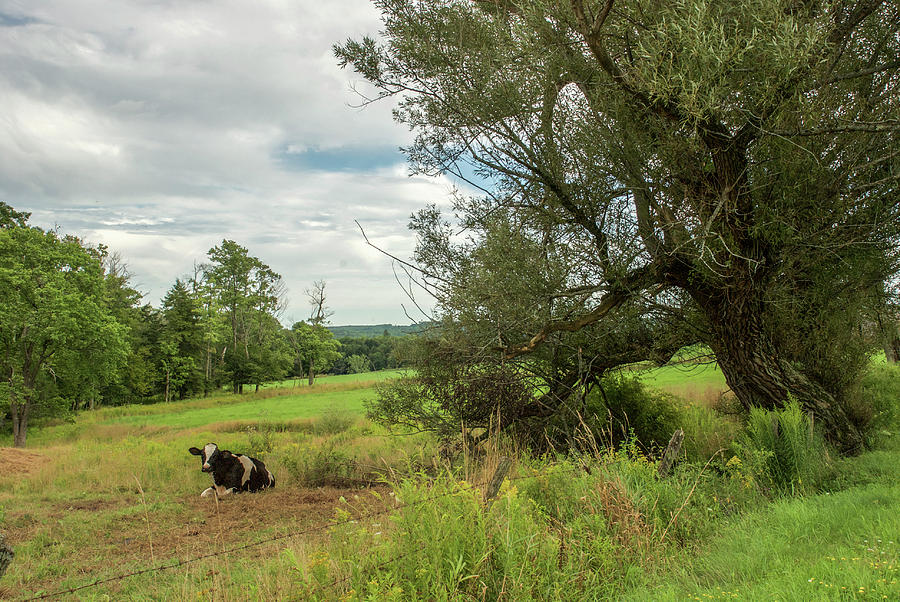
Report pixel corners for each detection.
[2,363,898,600]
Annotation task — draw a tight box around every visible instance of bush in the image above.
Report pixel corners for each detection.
[733,399,828,495]
[277,441,357,487]
[583,376,683,454]
[324,462,636,600]
[313,411,355,436]
[245,423,276,459]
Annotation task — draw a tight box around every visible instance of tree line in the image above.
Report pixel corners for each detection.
[0,204,402,447]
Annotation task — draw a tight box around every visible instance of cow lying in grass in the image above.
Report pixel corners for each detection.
[188,443,275,498]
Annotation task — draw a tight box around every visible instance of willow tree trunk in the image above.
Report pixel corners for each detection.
[699,284,865,454]
[887,339,899,364]
[307,364,315,386]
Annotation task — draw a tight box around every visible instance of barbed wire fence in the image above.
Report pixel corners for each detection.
[22,459,593,601]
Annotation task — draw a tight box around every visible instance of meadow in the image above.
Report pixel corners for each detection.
[1,364,898,600]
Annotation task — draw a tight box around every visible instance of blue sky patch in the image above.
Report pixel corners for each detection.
[276,145,405,172]
[0,12,40,27]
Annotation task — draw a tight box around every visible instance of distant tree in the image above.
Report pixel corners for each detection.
[334,334,402,374]
[92,247,149,408]
[189,265,229,395]
[247,313,293,392]
[120,304,163,402]
[160,279,203,401]
[203,240,285,394]
[0,222,128,446]
[289,321,342,385]
[306,280,334,326]
[0,202,30,229]
[347,354,372,374]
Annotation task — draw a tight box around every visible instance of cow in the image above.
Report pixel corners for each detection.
[188,443,275,498]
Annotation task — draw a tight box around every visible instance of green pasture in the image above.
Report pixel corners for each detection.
[639,361,726,390]
[104,387,373,429]
[261,369,407,389]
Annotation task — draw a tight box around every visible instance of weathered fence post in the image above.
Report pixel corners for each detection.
[0,531,12,578]
[483,457,513,508]
[657,428,684,478]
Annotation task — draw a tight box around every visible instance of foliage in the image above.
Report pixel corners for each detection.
[678,403,741,465]
[858,361,900,446]
[331,334,400,374]
[369,312,690,451]
[159,279,203,401]
[346,354,372,374]
[579,376,683,454]
[277,441,356,487]
[202,240,288,393]
[733,399,828,495]
[327,323,424,338]
[368,332,537,443]
[336,0,900,453]
[0,223,129,446]
[288,321,342,384]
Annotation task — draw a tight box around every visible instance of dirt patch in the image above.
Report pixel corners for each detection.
[12,483,395,599]
[53,498,122,513]
[173,485,393,551]
[0,447,49,476]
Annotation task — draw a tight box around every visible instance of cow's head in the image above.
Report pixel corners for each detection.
[189,443,230,473]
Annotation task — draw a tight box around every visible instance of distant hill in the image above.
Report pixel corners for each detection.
[327,323,426,338]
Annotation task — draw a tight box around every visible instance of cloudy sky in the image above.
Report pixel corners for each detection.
[0,0,459,325]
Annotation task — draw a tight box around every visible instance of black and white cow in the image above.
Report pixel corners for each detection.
[188,443,275,498]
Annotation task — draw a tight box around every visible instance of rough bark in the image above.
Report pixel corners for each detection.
[11,401,27,448]
[700,285,865,454]
[887,338,899,364]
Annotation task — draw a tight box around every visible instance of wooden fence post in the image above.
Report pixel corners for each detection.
[483,457,513,508]
[0,531,12,578]
[657,428,684,478]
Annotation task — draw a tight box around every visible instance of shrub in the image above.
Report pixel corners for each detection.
[313,411,355,436]
[325,463,634,600]
[245,423,276,459]
[733,399,828,495]
[583,376,683,454]
[277,441,357,487]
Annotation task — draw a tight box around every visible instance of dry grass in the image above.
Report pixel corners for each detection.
[0,447,49,476]
[595,475,653,553]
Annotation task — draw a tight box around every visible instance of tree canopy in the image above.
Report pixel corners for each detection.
[337,0,900,452]
[202,240,289,394]
[0,223,129,446]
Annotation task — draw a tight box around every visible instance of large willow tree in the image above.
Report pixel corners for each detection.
[337,0,899,452]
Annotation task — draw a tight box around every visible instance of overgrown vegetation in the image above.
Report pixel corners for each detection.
[2,362,898,599]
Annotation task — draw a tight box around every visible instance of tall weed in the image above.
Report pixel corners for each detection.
[733,399,827,495]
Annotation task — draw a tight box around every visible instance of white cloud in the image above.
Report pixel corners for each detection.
[0,0,462,324]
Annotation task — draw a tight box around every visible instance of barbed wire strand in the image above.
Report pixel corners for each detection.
[22,462,592,601]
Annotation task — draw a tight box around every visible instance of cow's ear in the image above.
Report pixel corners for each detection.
[221,450,232,458]
[189,447,202,456]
